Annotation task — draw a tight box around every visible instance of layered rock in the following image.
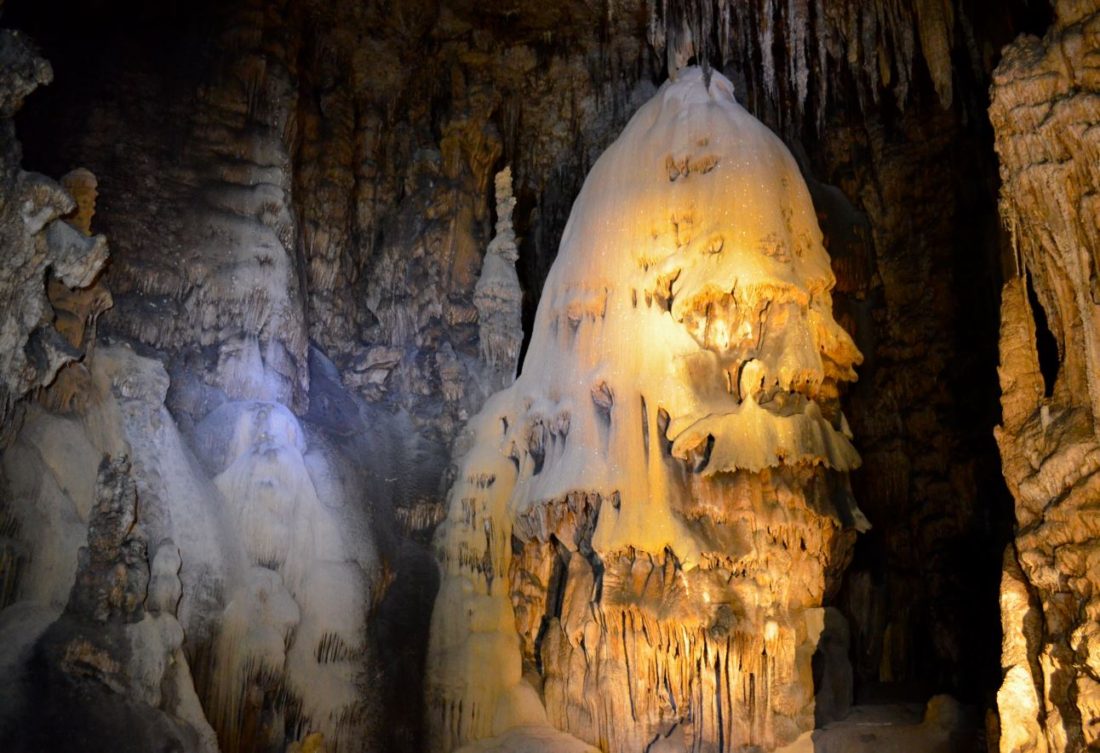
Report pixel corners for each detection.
[108,1,308,412]
[8,3,1027,722]
[990,3,1100,750]
[0,28,108,428]
[0,0,1059,748]
[427,68,864,753]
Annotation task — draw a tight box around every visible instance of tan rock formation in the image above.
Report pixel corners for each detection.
[427,68,864,753]
[0,0,1055,748]
[60,168,96,235]
[990,2,1100,750]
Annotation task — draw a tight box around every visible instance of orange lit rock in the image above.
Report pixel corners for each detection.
[427,67,864,753]
[991,2,1100,749]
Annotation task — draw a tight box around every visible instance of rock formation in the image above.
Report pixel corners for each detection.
[0,0,1091,749]
[7,2,1031,719]
[0,28,108,428]
[0,333,386,751]
[0,22,385,748]
[428,68,865,753]
[474,166,523,390]
[990,2,1100,750]
[5,454,218,753]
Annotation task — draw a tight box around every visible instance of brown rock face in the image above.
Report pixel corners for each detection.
[525,473,856,752]
[990,3,1100,750]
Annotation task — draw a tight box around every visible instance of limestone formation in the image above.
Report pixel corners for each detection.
[474,166,523,389]
[0,18,388,749]
[59,168,96,235]
[191,399,377,752]
[0,29,108,426]
[647,0,960,119]
[0,341,384,752]
[0,0,1085,749]
[428,68,864,753]
[1,453,218,753]
[990,3,1100,750]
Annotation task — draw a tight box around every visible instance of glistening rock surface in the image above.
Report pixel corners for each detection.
[427,68,865,753]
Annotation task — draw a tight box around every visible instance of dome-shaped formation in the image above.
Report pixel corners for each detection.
[428,67,865,753]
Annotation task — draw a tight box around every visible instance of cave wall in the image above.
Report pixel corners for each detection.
[0,0,1075,750]
[990,2,1100,749]
[4,3,661,748]
[0,25,108,427]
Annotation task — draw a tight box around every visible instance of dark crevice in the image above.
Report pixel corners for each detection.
[1026,272,1060,398]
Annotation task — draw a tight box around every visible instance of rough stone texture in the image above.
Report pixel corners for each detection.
[13,0,1007,438]
[66,456,147,625]
[990,3,1100,750]
[4,454,218,753]
[0,27,108,427]
[0,341,392,752]
[0,41,399,742]
[821,92,1013,703]
[0,0,1066,750]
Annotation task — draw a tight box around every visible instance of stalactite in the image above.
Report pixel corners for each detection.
[645,0,968,126]
[788,0,810,112]
[761,0,778,101]
[915,0,955,109]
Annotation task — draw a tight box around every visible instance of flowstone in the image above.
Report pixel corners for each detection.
[990,3,1100,750]
[427,67,864,753]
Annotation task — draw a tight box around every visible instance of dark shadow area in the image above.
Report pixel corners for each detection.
[1026,273,1060,397]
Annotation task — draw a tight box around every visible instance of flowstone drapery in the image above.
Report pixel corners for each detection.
[427,67,864,753]
[990,4,1100,750]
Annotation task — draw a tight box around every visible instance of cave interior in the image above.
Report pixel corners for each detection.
[0,0,1096,752]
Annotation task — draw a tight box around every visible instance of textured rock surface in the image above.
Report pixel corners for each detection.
[0,27,108,427]
[428,69,865,753]
[474,166,523,391]
[3,454,218,753]
[0,342,389,751]
[0,0,1070,750]
[990,2,1100,750]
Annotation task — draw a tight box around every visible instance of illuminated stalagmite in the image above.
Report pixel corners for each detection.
[428,67,865,753]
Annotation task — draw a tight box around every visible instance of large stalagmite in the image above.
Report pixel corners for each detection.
[427,68,864,753]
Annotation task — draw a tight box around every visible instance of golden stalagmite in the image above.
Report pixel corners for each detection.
[427,67,865,753]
